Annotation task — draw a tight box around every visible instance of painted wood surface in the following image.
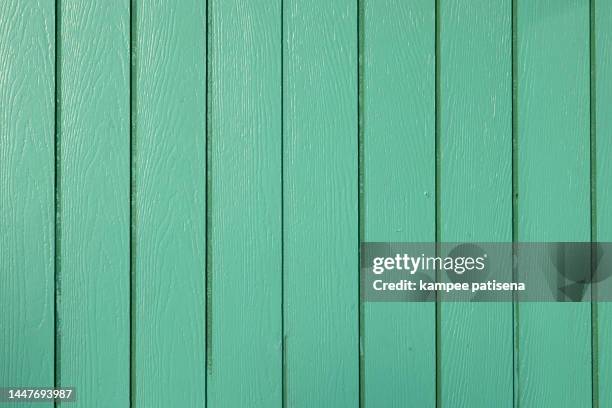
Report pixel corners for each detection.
[207,1,282,407]
[596,0,612,406]
[283,1,358,406]
[58,1,130,406]
[2,2,611,407]
[439,1,513,407]
[362,1,436,406]
[133,0,206,406]
[0,2,55,408]
[517,0,592,406]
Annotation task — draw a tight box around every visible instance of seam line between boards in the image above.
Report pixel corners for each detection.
[434,0,441,405]
[54,1,62,407]
[589,0,598,406]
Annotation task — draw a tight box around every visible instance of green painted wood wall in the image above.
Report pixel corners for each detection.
[0,0,610,407]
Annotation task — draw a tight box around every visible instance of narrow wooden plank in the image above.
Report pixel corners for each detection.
[517,1,591,406]
[362,1,435,406]
[134,0,206,406]
[207,1,282,407]
[596,0,612,406]
[284,0,358,406]
[439,1,513,406]
[0,1,55,406]
[58,1,130,406]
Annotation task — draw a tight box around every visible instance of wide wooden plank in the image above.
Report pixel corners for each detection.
[134,0,206,406]
[0,1,55,406]
[58,1,130,406]
[596,0,612,406]
[517,1,591,406]
[207,1,282,407]
[283,0,358,406]
[439,1,513,406]
[362,1,435,406]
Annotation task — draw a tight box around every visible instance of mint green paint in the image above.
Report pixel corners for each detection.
[2,2,611,407]
[283,1,358,406]
[207,1,282,407]
[58,1,130,406]
[439,1,513,407]
[362,1,436,406]
[596,0,612,406]
[133,0,206,406]
[517,0,592,406]
[0,2,55,407]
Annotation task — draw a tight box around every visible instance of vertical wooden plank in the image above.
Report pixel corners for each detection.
[58,1,130,406]
[517,1,591,406]
[284,0,358,406]
[0,1,55,406]
[134,0,206,406]
[596,0,612,406]
[362,0,435,406]
[207,1,282,407]
[439,1,513,406]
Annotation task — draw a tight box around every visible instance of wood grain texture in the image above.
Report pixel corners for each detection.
[283,0,358,406]
[207,1,282,407]
[2,3,608,406]
[58,1,130,406]
[362,1,435,406]
[134,0,206,406]
[517,1,591,406]
[596,0,612,406]
[439,1,513,406]
[0,1,55,407]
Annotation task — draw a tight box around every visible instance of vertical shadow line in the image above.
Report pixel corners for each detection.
[357,0,365,407]
[129,0,137,406]
[54,1,62,406]
[281,0,286,407]
[434,0,441,406]
[511,0,519,406]
[203,0,211,406]
[205,0,213,397]
[589,0,598,406]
